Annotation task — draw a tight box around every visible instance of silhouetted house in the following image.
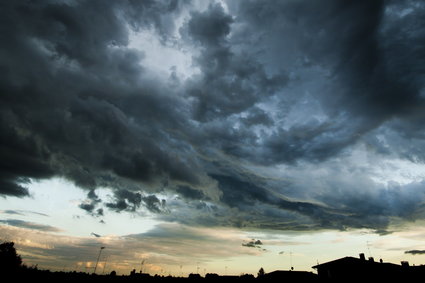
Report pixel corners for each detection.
[262,270,317,281]
[312,253,402,281]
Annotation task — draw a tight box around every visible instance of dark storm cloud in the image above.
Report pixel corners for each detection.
[221,0,425,164]
[1,0,425,233]
[208,174,389,231]
[0,0,207,194]
[0,119,54,197]
[176,185,206,200]
[142,194,166,213]
[242,239,263,248]
[183,3,288,122]
[0,219,62,232]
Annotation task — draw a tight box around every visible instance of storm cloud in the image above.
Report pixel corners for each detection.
[1,0,425,233]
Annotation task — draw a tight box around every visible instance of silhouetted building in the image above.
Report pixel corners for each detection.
[312,253,403,281]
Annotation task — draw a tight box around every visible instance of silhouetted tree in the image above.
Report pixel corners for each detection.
[257,267,265,278]
[110,270,116,276]
[0,242,22,272]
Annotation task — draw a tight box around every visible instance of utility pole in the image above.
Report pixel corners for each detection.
[93,246,105,274]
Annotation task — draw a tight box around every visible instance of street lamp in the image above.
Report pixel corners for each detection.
[93,246,105,274]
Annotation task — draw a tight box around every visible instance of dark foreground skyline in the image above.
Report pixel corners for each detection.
[2,241,425,283]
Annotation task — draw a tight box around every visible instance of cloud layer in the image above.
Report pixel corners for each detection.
[0,223,259,274]
[1,0,425,233]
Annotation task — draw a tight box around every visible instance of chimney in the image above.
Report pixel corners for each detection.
[368,257,374,262]
[359,253,366,261]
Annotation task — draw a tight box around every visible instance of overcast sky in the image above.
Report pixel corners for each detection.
[1,0,425,275]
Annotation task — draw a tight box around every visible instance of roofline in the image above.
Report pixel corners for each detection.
[312,257,402,269]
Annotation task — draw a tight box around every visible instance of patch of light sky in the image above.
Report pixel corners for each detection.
[245,140,425,189]
[349,143,425,186]
[126,0,232,83]
[0,178,157,237]
[128,29,198,82]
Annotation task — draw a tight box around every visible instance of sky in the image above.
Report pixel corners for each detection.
[1,0,425,276]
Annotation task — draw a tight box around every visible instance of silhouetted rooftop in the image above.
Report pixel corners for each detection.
[312,256,400,269]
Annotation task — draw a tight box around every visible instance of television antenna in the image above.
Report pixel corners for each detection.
[140,259,146,273]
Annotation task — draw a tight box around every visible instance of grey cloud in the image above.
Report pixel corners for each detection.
[79,203,96,213]
[1,0,218,211]
[1,0,425,234]
[79,190,102,215]
[124,0,189,39]
[176,185,206,200]
[0,219,62,233]
[149,160,425,232]
[106,200,128,212]
[224,0,425,164]
[240,107,274,127]
[91,232,101,238]
[242,239,263,248]
[183,3,288,122]
[142,195,166,213]
[187,3,233,45]
[0,0,203,198]
[1,210,24,216]
[1,210,48,217]
[104,189,166,213]
[105,189,141,212]
[405,250,425,255]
